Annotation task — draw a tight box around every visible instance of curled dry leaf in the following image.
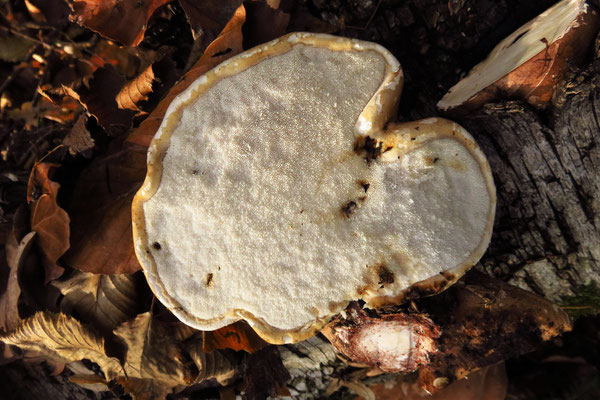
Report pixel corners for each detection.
[64,5,245,275]
[186,337,237,384]
[203,321,268,354]
[27,161,68,282]
[52,270,143,335]
[0,311,122,379]
[116,57,178,114]
[116,63,156,113]
[69,0,172,46]
[62,114,95,157]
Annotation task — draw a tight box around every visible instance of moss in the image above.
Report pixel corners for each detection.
[560,282,600,319]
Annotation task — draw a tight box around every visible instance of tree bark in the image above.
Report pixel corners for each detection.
[462,53,600,302]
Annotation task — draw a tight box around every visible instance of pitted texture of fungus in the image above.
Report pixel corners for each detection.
[133,33,495,343]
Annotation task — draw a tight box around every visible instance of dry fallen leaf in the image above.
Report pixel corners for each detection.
[0,231,36,333]
[64,65,135,136]
[113,312,195,384]
[116,63,156,113]
[27,161,69,282]
[52,270,146,335]
[116,57,178,114]
[0,205,31,333]
[62,114,95,157]
[243,0,290,48]
[64,5,246,274]
[179,0,242,40]
[203,321,268,354]
[69,0,173,46]
[0,311,122,379]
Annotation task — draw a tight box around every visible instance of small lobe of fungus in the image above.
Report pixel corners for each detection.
[342,201,358,218]
[152,242,162,250]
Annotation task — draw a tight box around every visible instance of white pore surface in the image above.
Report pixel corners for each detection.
[438,0,587,110]
[143,44,490,331]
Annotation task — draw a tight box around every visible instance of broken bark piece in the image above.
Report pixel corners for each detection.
[438,0,600,115]
[418,272,572,393]
[322,273,571,394]
[132,33,496,344]
[321,305,440,373]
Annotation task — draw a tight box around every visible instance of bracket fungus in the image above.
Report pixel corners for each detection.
[438,0,599,115]
[132,33,496,344]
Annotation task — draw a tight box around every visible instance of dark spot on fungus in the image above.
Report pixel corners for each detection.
[359,181,370,192]
[377,265,395,285]
[414,126,420,131]
[342,201,357,218]
[354,136,382,164]
[411,137,416,141]
[152,242,161,250]
[383,146,394,153]
[191,170,199,175]
[359,196,367,203]
[433,157,439,163]
[206,273,214,287]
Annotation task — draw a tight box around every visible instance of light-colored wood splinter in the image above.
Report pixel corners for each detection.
[132,33,496,344]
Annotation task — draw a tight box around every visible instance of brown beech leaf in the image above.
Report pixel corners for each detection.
[63,144,146,275]
[52,270,145,335]
[27,162,69,282]
[179,0,242,40]
[64,65,135,136]
[0,312,122,379]
[62,114,95,157]
[0,230,35,332]
[113,312,195,384]
[69,0,172,46]
[1,205,30,331]
[243,0,290,48]
[64,5,246,275]
[203,321,268,354]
